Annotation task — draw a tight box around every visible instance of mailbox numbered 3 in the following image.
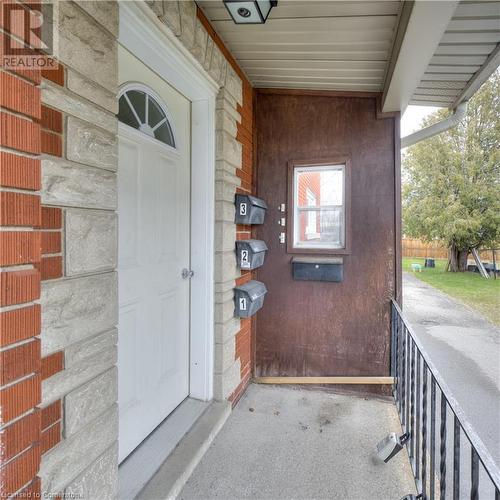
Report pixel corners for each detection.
[234,194,267,225]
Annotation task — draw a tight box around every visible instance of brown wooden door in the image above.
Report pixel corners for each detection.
[254,91,399,381]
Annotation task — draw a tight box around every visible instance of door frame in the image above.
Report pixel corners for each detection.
[120,2,219,401]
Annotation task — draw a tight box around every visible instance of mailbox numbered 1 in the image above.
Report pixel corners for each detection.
[234,280,267,318]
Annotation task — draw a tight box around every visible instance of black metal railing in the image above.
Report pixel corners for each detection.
[391,300,500,499]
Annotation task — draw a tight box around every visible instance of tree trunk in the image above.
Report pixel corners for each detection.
[458,248,469,271]
[448,243,469,272]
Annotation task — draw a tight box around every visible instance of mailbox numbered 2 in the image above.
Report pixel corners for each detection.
[235,240,268,270]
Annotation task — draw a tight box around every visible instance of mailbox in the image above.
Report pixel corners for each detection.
[235,239,268,270]
[234,194,267,225]
[234,280,267,318]
[292,257,343,282]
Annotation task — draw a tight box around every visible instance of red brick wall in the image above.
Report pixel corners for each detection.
[197,8,255,406]
[231,78,254,405]
[0,4,64,494]
[0,5,43,494]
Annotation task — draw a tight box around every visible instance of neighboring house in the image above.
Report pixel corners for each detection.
[297,173,321,242]
[0,0,499,498]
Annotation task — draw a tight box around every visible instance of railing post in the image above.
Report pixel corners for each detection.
[397,313,404,415]
[391,302,396,378]
[422,363,428,499]
[471,449,479,500]
[430,377,436,500]
[410,341,416,462]
[440,395,447,499]
[406,327,411,436]
[402,323,407,430]
[453,416,460,500]
[416,353,421,484]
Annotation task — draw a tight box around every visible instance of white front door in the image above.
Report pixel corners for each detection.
[118,46,191,462]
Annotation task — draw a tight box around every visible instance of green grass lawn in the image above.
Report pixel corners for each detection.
[403,257,500,326]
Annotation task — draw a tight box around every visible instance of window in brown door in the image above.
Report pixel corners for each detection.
[287,159,351,254]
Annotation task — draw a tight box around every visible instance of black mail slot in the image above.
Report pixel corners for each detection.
[292,257,343,282]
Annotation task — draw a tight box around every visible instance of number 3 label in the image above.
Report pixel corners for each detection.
[239,203,247,216]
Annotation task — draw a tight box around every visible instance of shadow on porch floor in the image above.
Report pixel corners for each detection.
[177,383,415,499]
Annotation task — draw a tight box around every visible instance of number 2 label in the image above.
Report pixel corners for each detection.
[241,249,249,267]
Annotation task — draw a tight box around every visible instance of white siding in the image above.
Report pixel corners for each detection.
[198,0,401,91]
[411,1,500,107]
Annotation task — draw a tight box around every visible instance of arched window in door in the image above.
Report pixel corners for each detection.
[118,85,176,148]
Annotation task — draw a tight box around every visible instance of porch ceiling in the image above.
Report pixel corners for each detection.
[410,1,500,108]
[197,0,403,92]
[198,0,500,112]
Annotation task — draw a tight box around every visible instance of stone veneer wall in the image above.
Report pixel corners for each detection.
[22,0,253,497]
[195,7,256,406]
[36,1,120,497]
[0,0,254,496]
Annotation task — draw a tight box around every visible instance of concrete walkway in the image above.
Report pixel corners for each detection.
[403,272,500,467]
[180,384,415,500]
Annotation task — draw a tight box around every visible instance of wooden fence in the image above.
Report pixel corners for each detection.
[402,238,496,262]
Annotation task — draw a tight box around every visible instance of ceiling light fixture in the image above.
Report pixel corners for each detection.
[223,1,278,24]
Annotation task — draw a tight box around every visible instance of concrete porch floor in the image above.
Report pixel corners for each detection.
[178,384,416,500]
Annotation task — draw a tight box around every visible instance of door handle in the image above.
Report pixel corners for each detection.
[181,268,194,279]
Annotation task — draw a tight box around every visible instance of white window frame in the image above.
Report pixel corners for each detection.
[118,83,178,149]
[293,164,346,250]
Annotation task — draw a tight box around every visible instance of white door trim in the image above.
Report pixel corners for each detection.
[119,2,218,401]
